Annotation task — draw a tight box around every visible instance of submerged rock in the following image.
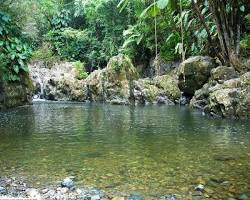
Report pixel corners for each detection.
[165,194,177,200]
[195,184,205,192]
[127,193,144,200]
[238,194,249,200]
[0,186,7,194]
[61,177,75,189]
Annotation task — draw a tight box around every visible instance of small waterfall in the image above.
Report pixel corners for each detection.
[33,76,45,101]
[39,78,44,99]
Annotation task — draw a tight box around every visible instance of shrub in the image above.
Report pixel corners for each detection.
[31,42,61,66]
[0,11,32,82]
[73,61,88,80]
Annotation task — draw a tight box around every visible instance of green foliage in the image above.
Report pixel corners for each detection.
[42,0,132,70]
[73,61,88,80]
[31,42,60,65]
[0,11,32,82]
[51,9,71,30]
[2,0,248,80]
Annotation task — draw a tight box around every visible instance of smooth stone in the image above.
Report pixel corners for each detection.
[165,194,177,200]
[61,177,74,189]
[0,186,7,194]
[192,195,202,200]
[195,184,204,191]
[26,188,41,200]
[42,188,49,194]
[238,194,249,200]
[112,197,126,200]
[61,187,69,194]
[91,195,102,200]
[128,194,144,200]
[76,188,82,195]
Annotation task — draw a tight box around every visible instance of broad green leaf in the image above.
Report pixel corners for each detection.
[140,3,158,18]
[21,64,29,72]
[240,5,245,12]
[117,0,129,12]
[157,0,169,9]
[13,65,19,74]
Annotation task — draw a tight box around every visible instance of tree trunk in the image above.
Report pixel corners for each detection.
[207,0,242,70]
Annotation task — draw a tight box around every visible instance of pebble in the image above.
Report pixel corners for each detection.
[60,187,69,194]
[112,197,126,200]
[195,184,204,191]
[0,186,7,194]
[76,188,82,195]
[165,194,177,200]
[91,194,102,200]
[41,188,49,194]
[238,194,249,200]
[61,177,74,189]
[26,188,42,200]
[192,195,202,200]
[128,194,144,200]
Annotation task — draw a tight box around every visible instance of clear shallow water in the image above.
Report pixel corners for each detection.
[0,102,250,199]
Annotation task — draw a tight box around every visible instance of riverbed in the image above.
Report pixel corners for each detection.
[0,102,249,199]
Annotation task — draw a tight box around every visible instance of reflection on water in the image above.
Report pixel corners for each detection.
[0,102,249,198]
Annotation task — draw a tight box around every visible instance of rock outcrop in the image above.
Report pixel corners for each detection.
[190,70,250,119]
[134,75,181,104]
[178,56,217,95]
[29,55,181,105]
[0,75,33,109]
[85,55,181,105]
[85,54,138,105]
[29,62,87,101]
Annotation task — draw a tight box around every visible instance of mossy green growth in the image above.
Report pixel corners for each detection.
[240,72,250,87]
[153,75,181,101]
[73,61,88,80]
[107,54,139,81]
[31,43,61,67]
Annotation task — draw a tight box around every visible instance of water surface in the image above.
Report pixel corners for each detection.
[0,102,249,199]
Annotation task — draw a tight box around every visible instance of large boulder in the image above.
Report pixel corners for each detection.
[29,62,88,101]
[145,56,180,77]
[178,56,217,95]
[85,55,181,105]
[85,54,139,104]
[0,75,33,109]
[133,75,181,104]
[210,66,237,83]
[190,72,250,119]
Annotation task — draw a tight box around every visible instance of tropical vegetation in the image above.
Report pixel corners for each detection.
[0,0,249,81]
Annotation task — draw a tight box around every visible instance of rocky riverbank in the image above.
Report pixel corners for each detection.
[0,176,249,200]
[28,54,250,119]
[29,55,181,106]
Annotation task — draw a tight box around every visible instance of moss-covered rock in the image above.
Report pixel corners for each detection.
[29,61,88,101]
[133,75,181,104]
[85,55,138,104]
[153,75,181,101]
[210,66,237,82]
[240,71,250,87]
[190,71,250,119]
[178,56,217,95]
[0,75,33,109]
